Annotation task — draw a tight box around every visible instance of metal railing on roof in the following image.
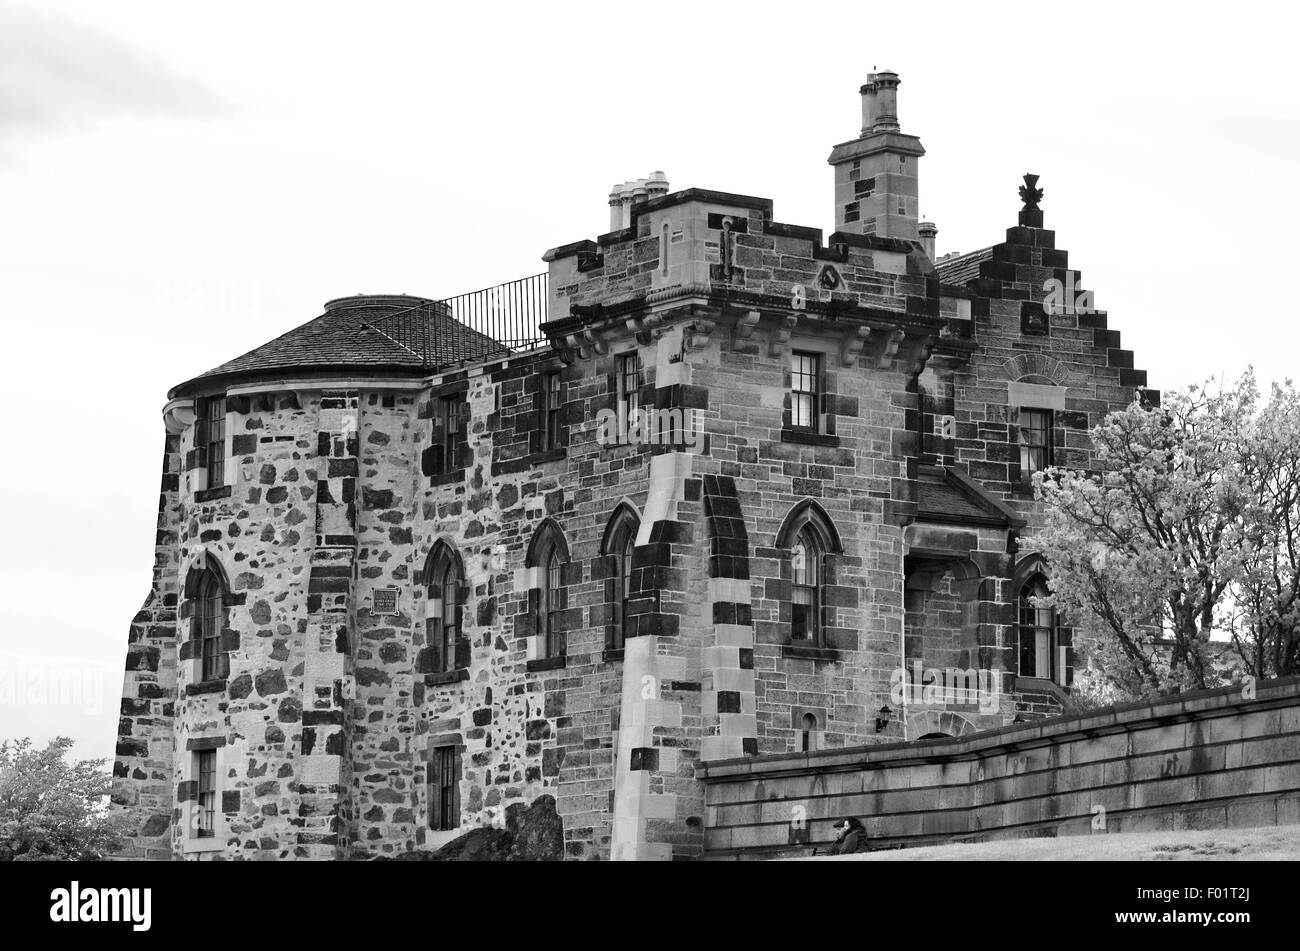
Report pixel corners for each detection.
[360,272,549,371]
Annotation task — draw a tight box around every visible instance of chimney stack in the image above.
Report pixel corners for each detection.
[859,74,878,136]
[918,220,938,261]
[607,172,671,231]
[871,70,901,132]
[827,70,925,240]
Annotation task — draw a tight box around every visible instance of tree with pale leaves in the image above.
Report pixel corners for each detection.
[0,737,120,861]
[1029,372,1300,702]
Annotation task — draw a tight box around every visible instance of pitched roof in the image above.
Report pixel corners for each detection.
[935,247,992,287]
[916,465,1024,528]
[169,295,508,398]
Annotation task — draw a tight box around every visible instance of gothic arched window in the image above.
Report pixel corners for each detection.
[527,520,570,661]
[791,529,821,644]
[602,505,640,653]
[195,567,227,682]
[1018,575,1058,680]
[425,543,464,674]
[777,500,844,650]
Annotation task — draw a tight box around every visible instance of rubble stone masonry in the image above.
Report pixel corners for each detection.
[111,78,1159,860]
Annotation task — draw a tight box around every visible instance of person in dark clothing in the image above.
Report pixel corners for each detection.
[816,817,867,855]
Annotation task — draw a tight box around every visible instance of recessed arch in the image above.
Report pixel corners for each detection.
[525,517,570,568]
[600,501,642,553]
[420,537,465,588]
[182,547,231,599]
[775,499,844,555]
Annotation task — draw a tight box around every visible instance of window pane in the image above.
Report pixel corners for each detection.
[1019,409,1052,474]
[791,352,819,430]
[196,750,216,838]
[207,397,226,488]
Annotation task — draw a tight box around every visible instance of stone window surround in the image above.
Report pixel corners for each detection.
[424,735,464,848]
[781,334,841,448]
[521,519,573,669]
[599,502,642,659]
[1007,380,1066,491]
[178,739,227,855]
[792,706,827,752]
[774,499,845,661]
[1011,556,1074,695]
[178,550,237,695]
[419,540,470,681]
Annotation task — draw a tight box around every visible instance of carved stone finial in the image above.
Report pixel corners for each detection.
[1018,173,1044,228]
[1019,173,1043,210]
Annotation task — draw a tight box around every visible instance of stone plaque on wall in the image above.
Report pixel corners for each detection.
[372,587,399,616]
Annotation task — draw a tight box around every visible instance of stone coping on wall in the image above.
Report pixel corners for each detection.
[696,676,1300,781]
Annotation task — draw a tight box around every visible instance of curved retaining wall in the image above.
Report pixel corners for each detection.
[696,677,1300,859]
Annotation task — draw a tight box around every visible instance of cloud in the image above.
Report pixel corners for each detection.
[0,3,227,136]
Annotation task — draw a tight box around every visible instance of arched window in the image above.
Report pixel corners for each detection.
[527,520,570,661]
[776,500,843,649]
[602,505,640,653]
[424,543,464,674]
[183,555,230,684]
[545,550,563,657]
[800,712,818,752]
[1018,575,1057,680]
[791,529,821,643]
[195,567,227,681]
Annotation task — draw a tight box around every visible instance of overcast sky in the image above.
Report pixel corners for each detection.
[1,0,1296,765]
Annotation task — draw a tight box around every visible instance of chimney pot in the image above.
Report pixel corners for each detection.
[872,69,901,132]
[918,220,938,261]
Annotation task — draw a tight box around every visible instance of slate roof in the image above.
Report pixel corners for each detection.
[916,465,1024,528]
[935,247,993,287]
[169,296,509,398]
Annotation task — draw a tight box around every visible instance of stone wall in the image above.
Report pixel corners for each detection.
[697,677,1300,859]
[111,181,1165,861]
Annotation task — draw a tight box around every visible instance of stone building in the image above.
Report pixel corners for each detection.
[111,72,1156,860]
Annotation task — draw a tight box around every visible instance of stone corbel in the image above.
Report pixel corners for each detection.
[732,309,761,352]
[163,398,197,434]
[769,313,799,357]
[562,331,591,361]
[907,337,938,375]
[875,328,905,369]
[582,328,609,356]
[840,325,872,367]
[683,320,715,353]
[628,312,665,346]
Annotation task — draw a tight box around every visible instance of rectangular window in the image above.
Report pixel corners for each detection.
[201,397,227,489]
[843,202,860,223]
[791,351,820,431]
[1018,409,1053,475]
[543,372,563,451]
[618,352,644,428]
[439,396,461,474]
[195,750,217,839]
[429,746,460,831]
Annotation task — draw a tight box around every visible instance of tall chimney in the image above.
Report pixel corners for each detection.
[609,185,626,232]
[646,170,669,201]
[918,220,938,261]
[827,70,925,240]
[872,70,901,132]
[607,173,670,231]
[859,74,878,136]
